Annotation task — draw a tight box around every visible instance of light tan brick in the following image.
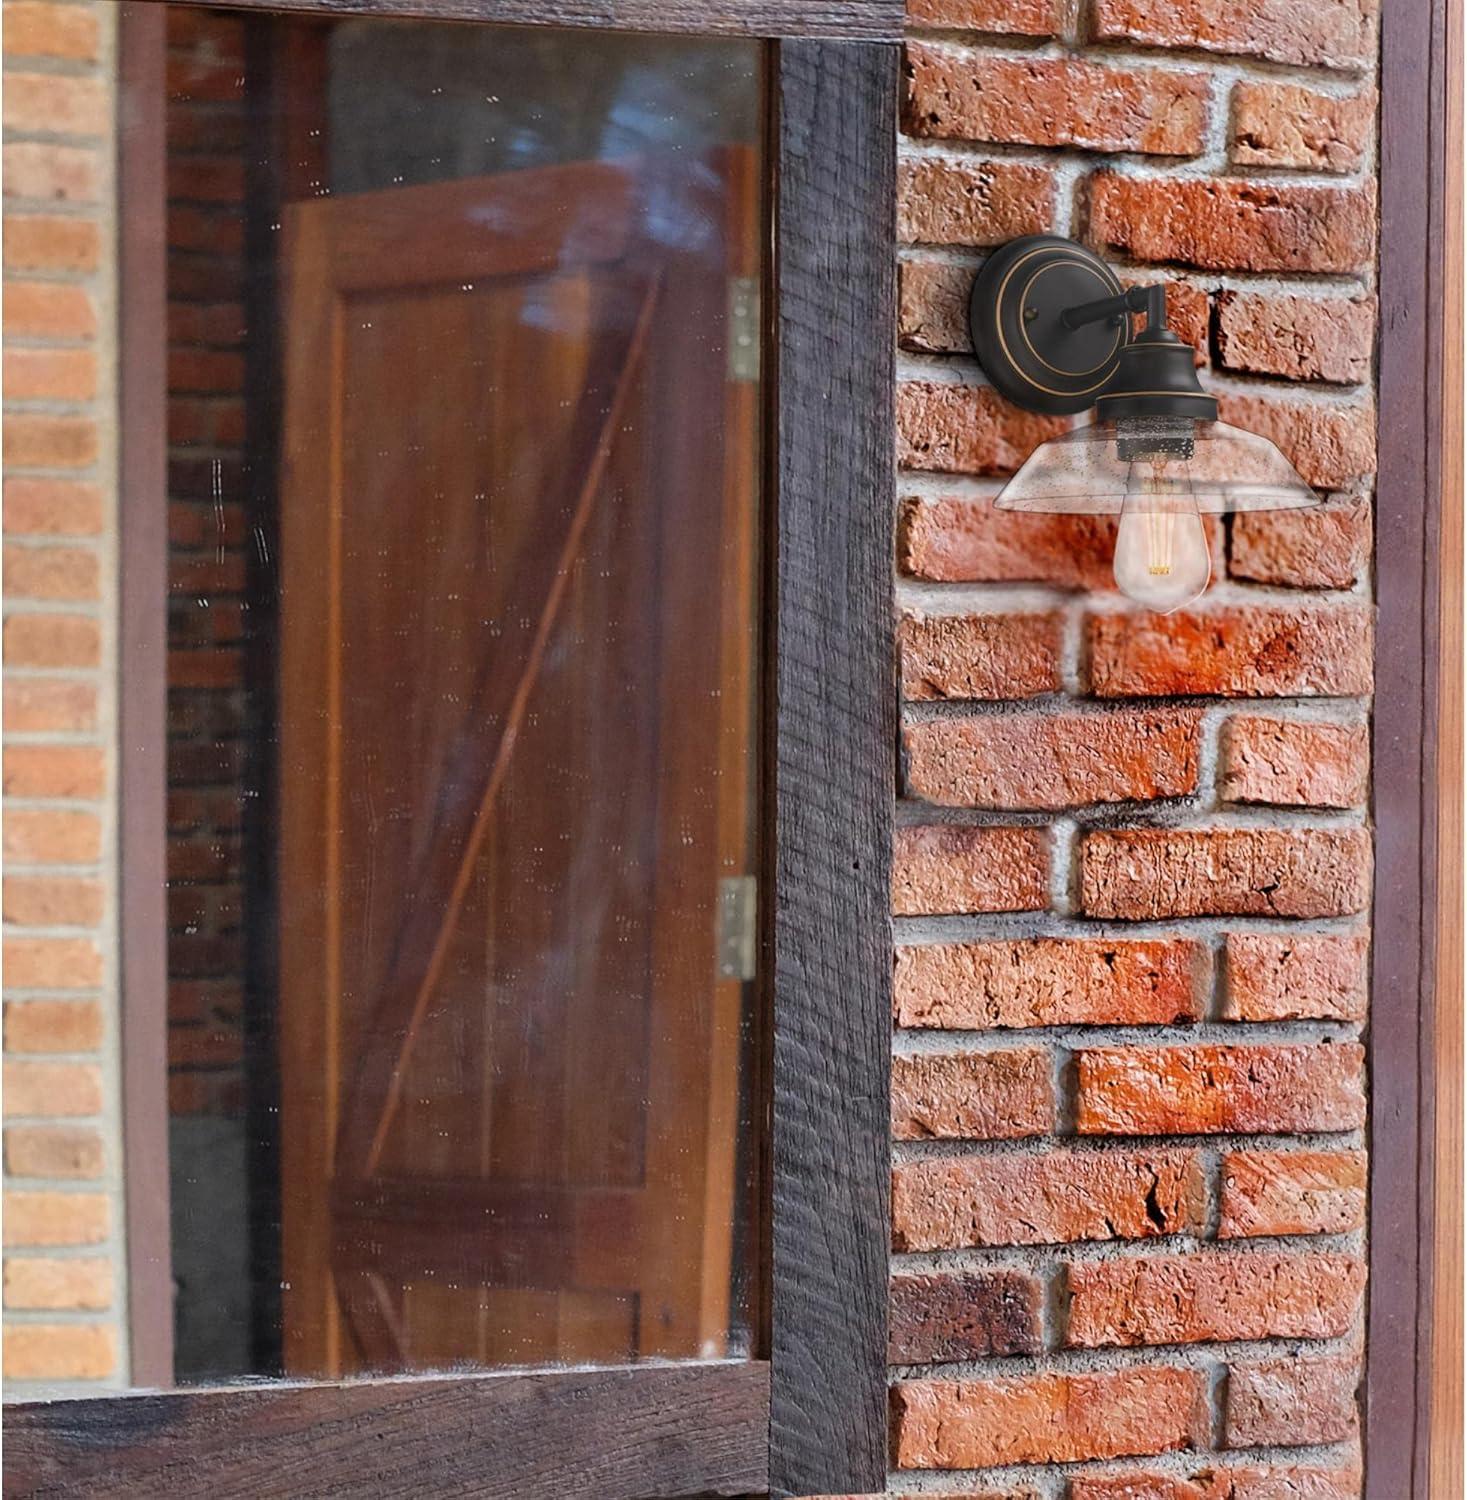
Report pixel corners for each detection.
[4,1124,103,1179]
[2,1061,102,1119]
[3,810,101,864]
[3,1190,108,1246]
[4,1255,111,1310]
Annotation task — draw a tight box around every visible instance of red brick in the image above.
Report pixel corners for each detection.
[1127,276,1210,365]
[899,159,1055,246]
[889,1270,1042,1362]
[3,1124,103,1179]
[1066,1251,1365,1347]
[1087,174,1375,276]
[905,708,1202,810]
[899,382,1067,475]
[895,938,1206,1029]
[3,747,106,801]
[2,142,99,203]
[168,347,246,394]
[899,496,1118,587]
[906,0,1060,33]
[1071,1479,1204,1500]
[892,1049,1054,1140]
[3,479,103,536]
[1086,605,1374,698]
[1216,291,1373,384]
[1219,1149,1367,1238]
[2,1190,108,1246]
[2,1061,102,1118]
[1220,716,1368,808]
[1229,501,1371,590]
[3,213,100,272]
[892,1366,1209,1468]
[893,824,1048,915]
[3,281,97,340]
[3,414,98,469]
[892,1148,1204,1251]
[2,612,101,668]
[1091,0,1377,70]
[2,1321,113,1381]
[1194,1460,1362,1499]
[3,810,101,865]
[3,678,97,734]
[1231,81,1376,172]
[1215,392,1375,489]
[4,1256,111,1310]
[900,611,1062,700]
[3,3,102,62]
[1225,1349,1361,1447]
[2,876,104,927]
[1075,1042,1366,1135]
[4,346,97,402]
[898,259,973,354]
[1223,932,1369,1022]
[2,73,108,137]
[905,46,1208,156]
[1080,827,1372,920]
[5,999,103,1052]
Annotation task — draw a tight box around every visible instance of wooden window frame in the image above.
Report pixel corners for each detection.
[4,4,897,1498]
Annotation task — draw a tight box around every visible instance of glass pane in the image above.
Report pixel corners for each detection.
[151,6,763,1385]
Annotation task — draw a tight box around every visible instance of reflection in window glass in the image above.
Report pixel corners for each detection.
[157,6,762,1385]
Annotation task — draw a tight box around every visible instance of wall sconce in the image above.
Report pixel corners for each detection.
[971,235,1318,612]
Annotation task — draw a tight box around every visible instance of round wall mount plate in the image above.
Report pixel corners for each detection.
[969,236,1127,415]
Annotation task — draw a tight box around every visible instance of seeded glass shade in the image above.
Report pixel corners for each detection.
[993,417,1319,515]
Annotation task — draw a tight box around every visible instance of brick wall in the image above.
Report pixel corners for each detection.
[889,0,1377,1494]
[2,0,127,1390]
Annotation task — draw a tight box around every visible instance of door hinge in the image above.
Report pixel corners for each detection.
[716,875,758,981]
[727,277,759,384]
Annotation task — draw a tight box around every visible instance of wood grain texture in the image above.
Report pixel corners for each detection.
[117,1,174,1392]
[2,1361,770,1499]
[768,39,896,1500]
[1371,0,1463,1492]
[170,0,902,40]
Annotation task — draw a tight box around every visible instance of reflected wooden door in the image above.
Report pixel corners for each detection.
[277,154,759,1377]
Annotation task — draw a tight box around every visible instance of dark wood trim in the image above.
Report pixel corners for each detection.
[117,0,174,1393]
[168,0,902,40]
[3,1361,770,1499]
[1369,0,1464,1491]
[767,37,896,1500]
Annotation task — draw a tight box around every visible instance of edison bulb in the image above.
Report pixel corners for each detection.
[1112,486,1210,612]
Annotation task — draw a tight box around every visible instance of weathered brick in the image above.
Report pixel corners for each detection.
[898,259,973,354]
[3,281,97,340]
[892,1366,1209,1468]
[896,938,1207,1029]
[899,496,1118,587]
[1194,1460,1362,1499]
[893,824,1049,915]
[889,1270,1042,1361]
[2,72,108,138]
[1066,1251,1365,1347]
[1127,276,1210,365]
[892,1148,1204,1251]
[2,1061,103,1119]
[1215,392,1375,489]
[1219,1149,1367,1238]
[900,611,1062,700]
[3,1124,103,1179]
[4,1000,103,1053]
[899,159,1055,247]
[1216,291,1373,384]
[905,47,1208,156]
[3,213,100,273]
[3,3,102,62]
[905,708,1202,810]
[3,478,103,536]
[1220,716,1369,808]
[1080,827,1372,920]
[892,1049,1054,1140]
[1091,0,1377,70]
[1231,81,1375,172]
[1225,1349,1361,1447]
[2,612,101,669]
[1224,932,1369,1022]
[907,0,1060,33]
[3,809,101,865]
[2,1321,114,1381]
[2,1190,109,1246]
[1075,1043,1366,1135]
[1229,501,1371,590]
[3,747,106,801]
[1088,175,1375,276]
[2,142,99,203]
[1071,1479,1204,1500]
[4,1256,111,1310]
[1086,606,1374,698]
[899,382,1067,475]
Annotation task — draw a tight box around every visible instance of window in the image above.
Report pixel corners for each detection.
[8,3,897,1497]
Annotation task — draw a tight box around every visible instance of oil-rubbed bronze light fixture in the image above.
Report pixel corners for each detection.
[971,235,1319,612]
